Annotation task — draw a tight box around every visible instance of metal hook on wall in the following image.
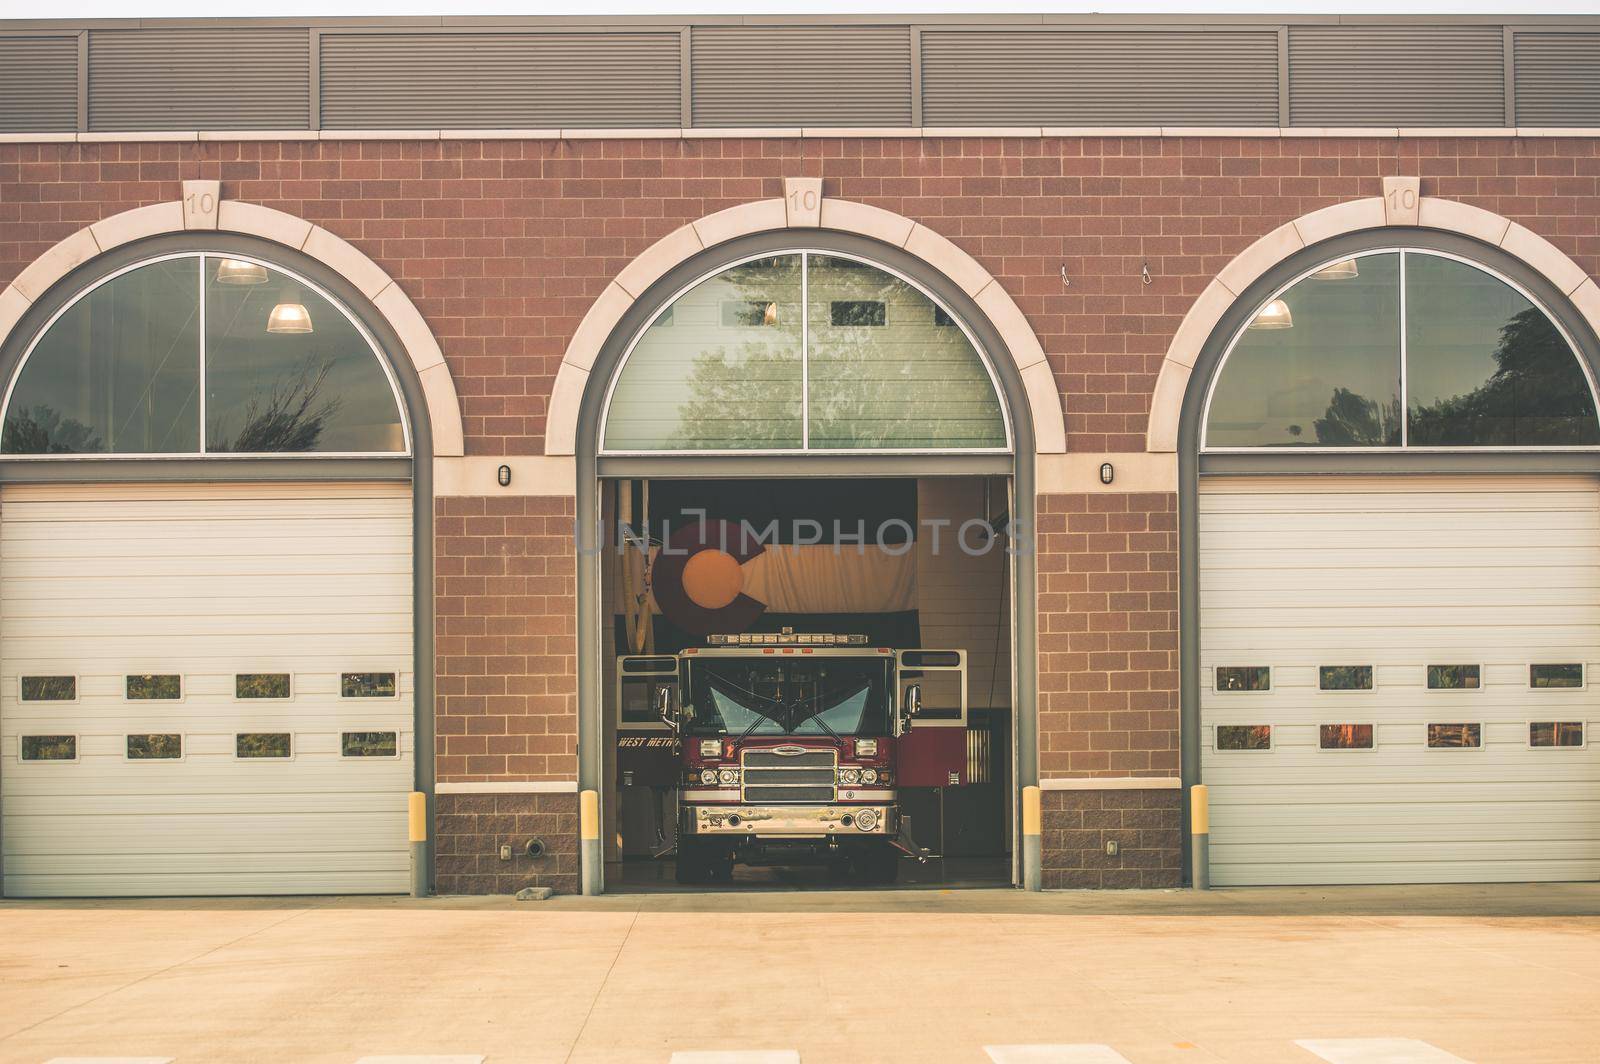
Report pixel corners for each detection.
[1140,262,1153,286]
[1059,265,1071,288]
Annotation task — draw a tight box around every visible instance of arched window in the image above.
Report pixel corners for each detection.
[600,252,1010,453]
[1204,249,1600,449]
[2,253,408,455]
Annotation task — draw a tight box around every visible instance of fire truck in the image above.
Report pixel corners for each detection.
[617,631,968,884]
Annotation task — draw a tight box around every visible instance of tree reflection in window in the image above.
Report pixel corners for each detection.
[1206,249,1599,449]
[602,252,1007,452]
[3,253,406,455]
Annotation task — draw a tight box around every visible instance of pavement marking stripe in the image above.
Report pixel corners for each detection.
[354,1057,486,1064]
[985,1047,1134,1064]
[669,1053,802,1064]
[1295,1039,1472,1064]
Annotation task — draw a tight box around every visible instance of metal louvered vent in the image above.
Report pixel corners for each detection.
[0,36,77,133]
[691,26,912,127]
[1514,33,1600,127]
[320,33,681,129]
[88,28,309,131]
[1288,26,1505,127]
[920,30,1279,127]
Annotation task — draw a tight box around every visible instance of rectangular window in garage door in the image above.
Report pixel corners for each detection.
[1216,666,1270,692]
[127,733,183,760]
[1530,664,1584,689]
[1530,722,1585,748]
[342,731,399,758]
[126,674,182,700]
[1215,724,1272,751]
[1320,724,1375,750]
[1427,665,1480,690]
[341,672,398,699]
[20,735,76,761]
[20,675,76,702]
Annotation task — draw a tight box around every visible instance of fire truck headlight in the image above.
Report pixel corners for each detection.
[699,768,717,786]
[854,739,878,757]
[855,808,879,831]
[839,768,861,785]
[699,739,721,757]
[860,768,878,785]
[879,770,892,786]
[718,768,738,785]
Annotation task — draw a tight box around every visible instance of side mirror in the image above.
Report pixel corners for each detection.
[903,682,923,731]
[656,685,677,731]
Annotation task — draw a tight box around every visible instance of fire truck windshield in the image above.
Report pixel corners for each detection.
[685,657,893,738]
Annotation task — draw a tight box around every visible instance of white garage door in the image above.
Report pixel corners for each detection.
[1201,476,1600,885]
[0,482,413,897]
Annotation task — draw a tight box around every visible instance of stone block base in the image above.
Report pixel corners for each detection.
[435,792,579,895]
[1041,787,1182,889]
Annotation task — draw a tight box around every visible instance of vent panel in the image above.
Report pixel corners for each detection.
[1288,26,1505,127]
[320,32,681,129]
[1514,33,1600,127]
[0,36,77,133]
[691,26,912,127]
[921,30,1279,127]
[89,29,309,131]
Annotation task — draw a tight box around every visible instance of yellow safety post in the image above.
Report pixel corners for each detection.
[1190,784,1210,890]
[1022,784,1042,891]
[408,791,428,898]
[580,789,602,896]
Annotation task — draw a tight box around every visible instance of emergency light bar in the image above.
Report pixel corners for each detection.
[706,632,869,646]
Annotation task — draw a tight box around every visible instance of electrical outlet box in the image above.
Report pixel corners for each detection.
[498,844,513,862]
[1105,840,1120,857]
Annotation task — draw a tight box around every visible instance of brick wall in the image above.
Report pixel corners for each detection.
[435,494,577,783]
[1041,788,1182,889]
[435,792,579,895]
[1036,491,1179,779]
[3,135,1597,456]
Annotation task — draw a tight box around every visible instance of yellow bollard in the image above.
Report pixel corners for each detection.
[408,791,428,897]
[580,789,602,896]
[1190,784,1210,890]
[1022,784,1042,891]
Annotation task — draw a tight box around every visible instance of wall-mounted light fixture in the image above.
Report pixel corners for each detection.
[1100,462,1114,485]
[497,464,512,487]
[1312,258,1360,280]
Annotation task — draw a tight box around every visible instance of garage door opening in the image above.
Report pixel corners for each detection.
[599,475,1015,891]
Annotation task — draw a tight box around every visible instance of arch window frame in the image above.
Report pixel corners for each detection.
[1200,245,1600,454]
[596,247,1015,457]
[1,249,413,460]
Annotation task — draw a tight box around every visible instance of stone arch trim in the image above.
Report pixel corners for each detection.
[1147,192,1600,452]
[544,194,1067,457]
[0,197,465,457]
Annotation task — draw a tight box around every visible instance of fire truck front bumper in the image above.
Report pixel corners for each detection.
[686,803,896,837]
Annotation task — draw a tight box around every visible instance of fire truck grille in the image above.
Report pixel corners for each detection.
[743,767,834,785]
[743,785,836,804]
[741,748,837,803]
[743,750,834,769]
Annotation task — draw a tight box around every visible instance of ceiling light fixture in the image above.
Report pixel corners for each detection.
[1311,258,1360,280]
[267,303,313,334]
[215,258,269,285]
[1248,298,1294,330]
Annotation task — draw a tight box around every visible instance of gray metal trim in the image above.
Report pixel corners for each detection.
[0,230,437,898]
[308,28,322,131]
[75,31,87,133]
[1175,225,1600,886]
[1276,26,1289,128]
[1503,25,1517,128]
[598,454,1013,479]
[678,27,691,129]
[909,26,924,130]
[574,228,1038,892]
[1201,452,1600,477]
[0,458,412,482]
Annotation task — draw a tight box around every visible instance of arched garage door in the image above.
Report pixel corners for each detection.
[0,482,414,896]
[1200,476,1600,885]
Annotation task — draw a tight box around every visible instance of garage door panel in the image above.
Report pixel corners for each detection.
[5,870,412,898]
[1200,476,1600,885]
[0,486,414,897]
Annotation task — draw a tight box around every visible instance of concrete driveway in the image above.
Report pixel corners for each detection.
[0,885,1596,1064]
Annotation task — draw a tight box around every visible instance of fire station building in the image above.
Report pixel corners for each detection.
[2,14,1600,897]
